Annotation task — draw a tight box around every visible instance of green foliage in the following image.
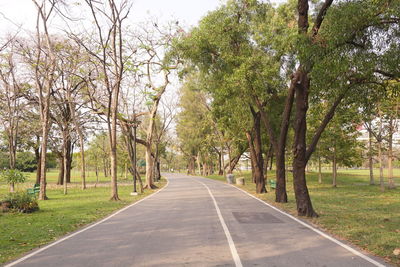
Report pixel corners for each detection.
[15,152,37,172]
[1,191,39,213]
[0,170,26,185]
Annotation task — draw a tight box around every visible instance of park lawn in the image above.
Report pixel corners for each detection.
[24,169,128,184]
[207,170,400,266]
[0,178,166,265]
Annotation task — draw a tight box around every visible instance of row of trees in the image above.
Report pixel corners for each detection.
[0,0,177,199]
[174,0,400,217]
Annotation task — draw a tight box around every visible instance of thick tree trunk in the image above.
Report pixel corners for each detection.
[292,69,318,217]
[57,155,64,185]
[145,146,157,189]
[248,109,266,194]
[249,143,256,183]
[197,151,202,175]
[276,83,295,203]
[218,151,223,175]
[368,130,374,185]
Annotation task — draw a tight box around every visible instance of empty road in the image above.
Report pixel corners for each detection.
[6,173,388,267]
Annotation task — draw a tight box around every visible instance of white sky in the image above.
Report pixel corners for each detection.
[0,0,286,35]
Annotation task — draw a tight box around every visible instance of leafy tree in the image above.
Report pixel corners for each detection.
[0,169,26,192]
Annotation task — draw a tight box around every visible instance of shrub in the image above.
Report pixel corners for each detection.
[0,191,39,213]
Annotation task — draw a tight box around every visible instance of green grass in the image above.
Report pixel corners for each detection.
[207,169,400,266]
[22,169,132,184]
[0,172,165,265]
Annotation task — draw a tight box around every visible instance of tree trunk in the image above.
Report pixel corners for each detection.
[218,151,223,175]
[368,130,374,185]
[332,143,337,188]
[292,69,318,217]
[95,163,99,187]
[63,146,68,195]
[202,161,208,176]
[38,108,50,201]
[378,140,384,192]
[318,155,322,184]
[227,145,232,174]
[145,146,157,189]
[124,163,128,180]
[103,158,108,177]
[78,130,86,189]
[249,142,256,183]
[65,139,72,183]
[109,104,120,200]
[221,146,226,176]
[35,146,41,185]
[57,155,64,185]
[248,109,266,194]
[197,151,202,175]
[388,121,396,189]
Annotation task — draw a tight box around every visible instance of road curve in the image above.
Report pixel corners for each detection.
[5,173,388,267]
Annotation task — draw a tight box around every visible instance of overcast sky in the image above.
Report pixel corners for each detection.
[0,0,286,36]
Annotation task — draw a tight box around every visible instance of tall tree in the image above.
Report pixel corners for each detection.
[31,0,58,200]
[73,0,131,200]
[0,39,25,192]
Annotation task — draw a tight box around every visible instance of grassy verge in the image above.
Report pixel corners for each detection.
[207,170,399,266]
[0,178,166,265]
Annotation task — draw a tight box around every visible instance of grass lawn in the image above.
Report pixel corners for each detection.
[207,169,400,266]
[0,171,165,265]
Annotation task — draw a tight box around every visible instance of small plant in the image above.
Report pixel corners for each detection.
[0,169,27,192]
[0,191,39,213]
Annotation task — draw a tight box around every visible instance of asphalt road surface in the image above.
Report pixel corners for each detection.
[6,173,389,267]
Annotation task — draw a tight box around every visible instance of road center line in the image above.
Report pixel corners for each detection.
[195,180,243,267]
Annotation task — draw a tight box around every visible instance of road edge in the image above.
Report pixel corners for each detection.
[4,178,170,267]
[199,176,390,267]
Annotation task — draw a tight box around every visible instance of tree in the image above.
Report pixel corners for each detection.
[130,22,180,189]
[72,0,131,200]
[0,39,25,177]
[30,0,58,200]
[174,1,274,193]
[285,0,399,216]
[0,169,26,192]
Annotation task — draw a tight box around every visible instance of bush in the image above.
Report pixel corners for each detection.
[0,191,39,213]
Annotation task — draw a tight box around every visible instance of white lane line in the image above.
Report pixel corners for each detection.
[195,180,243,267]
[213,180,386,267]
[5,179,170,267]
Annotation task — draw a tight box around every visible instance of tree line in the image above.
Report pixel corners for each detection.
[0,0,178,200]
[173,0,399,217]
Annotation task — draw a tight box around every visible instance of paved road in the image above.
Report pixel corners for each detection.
[6,173,388,267]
